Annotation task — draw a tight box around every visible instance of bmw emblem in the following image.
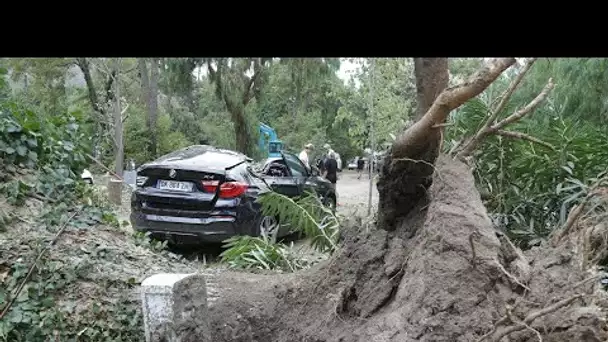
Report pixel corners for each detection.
[169,169,177,178]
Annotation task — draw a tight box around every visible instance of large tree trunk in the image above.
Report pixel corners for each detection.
[112,59,124,177]
[227,102,253,156]
[413,58,449,120]
[206,58,265,156]
[148,58,159,158]
[138,58,158,157]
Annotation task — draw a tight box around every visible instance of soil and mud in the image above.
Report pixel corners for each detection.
[200,156,608,342]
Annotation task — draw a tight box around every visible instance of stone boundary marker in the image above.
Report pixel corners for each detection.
[141,273,210,342]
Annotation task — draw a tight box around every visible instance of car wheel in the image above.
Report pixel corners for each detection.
[257,215,280,243]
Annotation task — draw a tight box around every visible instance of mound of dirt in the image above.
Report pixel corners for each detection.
[206,155,608,342]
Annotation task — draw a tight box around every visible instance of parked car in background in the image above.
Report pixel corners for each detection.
[130,145,337,245]
[347,159,357,170]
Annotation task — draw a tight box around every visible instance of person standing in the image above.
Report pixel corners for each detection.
[298,143,314,170]
[356,157,365,179]
[323,151,339,196]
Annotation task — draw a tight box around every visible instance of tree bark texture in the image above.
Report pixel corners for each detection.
[112,59,124,177]
[149,58,159,158]
[138,58,158,158]
[414,58,449,120]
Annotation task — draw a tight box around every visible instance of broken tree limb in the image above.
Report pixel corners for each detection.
[455,77,555,160]
[393,58,516,159]
[494,130,555,150]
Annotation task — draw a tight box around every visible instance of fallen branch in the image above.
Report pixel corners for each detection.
[494,130,555,150]
[10,214,33,225]
[490,79,555,130]
[28,192,57,203]
[0,209,81,320]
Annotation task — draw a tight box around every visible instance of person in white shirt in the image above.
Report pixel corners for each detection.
[299,143,314,169]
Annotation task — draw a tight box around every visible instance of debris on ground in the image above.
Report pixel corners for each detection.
[0,190,202,340]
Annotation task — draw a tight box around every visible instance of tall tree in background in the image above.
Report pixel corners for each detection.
[112,58,124,176]
[76,57,118,158]
[207,58,269,155]
[138,58,159,157]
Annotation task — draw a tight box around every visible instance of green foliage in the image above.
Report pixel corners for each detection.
[132,231,169,253]
[220,235,310,272]
[0,93,150,340]
[124,106,192,165]
[220,191,338,272]
[0,217,144,341]
[257,191,339,253]
[446,60,608,247]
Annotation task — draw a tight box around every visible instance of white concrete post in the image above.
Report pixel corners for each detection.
[141,273,210,342]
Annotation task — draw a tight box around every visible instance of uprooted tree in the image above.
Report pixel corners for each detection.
[164,58,608,342]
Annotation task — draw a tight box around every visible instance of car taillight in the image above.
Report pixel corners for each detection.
[201,181,248,199]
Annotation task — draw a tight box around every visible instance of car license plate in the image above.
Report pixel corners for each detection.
[157,180,193,192]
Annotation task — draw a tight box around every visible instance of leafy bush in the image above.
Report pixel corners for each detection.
[0,101,156,340]
[446,73,608,247]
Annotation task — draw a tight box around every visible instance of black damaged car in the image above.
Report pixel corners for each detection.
[130,145,337,244]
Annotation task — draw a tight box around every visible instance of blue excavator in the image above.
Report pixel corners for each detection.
[258,122,284,159]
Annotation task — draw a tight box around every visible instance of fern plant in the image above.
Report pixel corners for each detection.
[256,190,339,253]
[219,190,339,272]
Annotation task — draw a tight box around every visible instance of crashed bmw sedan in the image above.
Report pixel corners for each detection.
[130,145,336,244]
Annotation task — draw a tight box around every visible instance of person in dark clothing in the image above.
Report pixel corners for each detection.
[356,157,365,179]
[316,158,326,174]
[323,151,339,198]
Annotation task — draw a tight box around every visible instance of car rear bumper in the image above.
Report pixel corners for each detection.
[131,211,245,243]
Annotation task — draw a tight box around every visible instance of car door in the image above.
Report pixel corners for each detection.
[274,151,311,198]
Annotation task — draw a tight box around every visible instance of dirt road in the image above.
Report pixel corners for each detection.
[335,170,379,217]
